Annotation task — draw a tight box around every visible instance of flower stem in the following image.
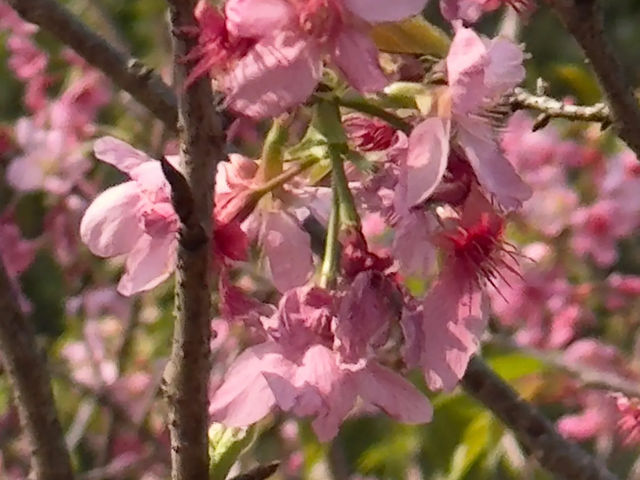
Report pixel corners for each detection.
[259,117,288,181]
[334,95,412,134]
[319,182,341,289]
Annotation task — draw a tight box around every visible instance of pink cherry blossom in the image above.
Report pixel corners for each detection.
[210,282,432,441]
[570,199,633,268]
[489,244,593,349]
[557,391,618,442]
[215,153,314,291]
[343,115,398,152]
[214,0,428,118]
[402,26,530,211]
[403,189,509,391]
[0,216,36,279]
[80,137,179,296]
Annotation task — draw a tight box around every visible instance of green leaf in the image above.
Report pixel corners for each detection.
[371,16,450,57]
[209,423,258,480]
[487,353,546,382]
[448,413,492,480]
[551,64,602,104]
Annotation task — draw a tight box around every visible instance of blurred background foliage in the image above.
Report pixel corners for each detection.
[2,1,640,480]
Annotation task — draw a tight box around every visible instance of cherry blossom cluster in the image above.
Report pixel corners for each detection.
[4,0,640,477]
[76,0,542,441]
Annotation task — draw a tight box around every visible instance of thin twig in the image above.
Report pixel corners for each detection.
[0,263,75,480]
[99,299,142,465]
[509,87,612,130]
[163,0,225,478]
[79,451,158,480]
[462,356,618,480]
[551,0,640,158]
[6,0,178,130]
[54,368,160,447]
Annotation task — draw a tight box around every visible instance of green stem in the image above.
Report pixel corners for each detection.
[259,117,288,181]
[328,145,360,230]
[333,95,412,134]
[253,156,317,197]
[319,183,341,289]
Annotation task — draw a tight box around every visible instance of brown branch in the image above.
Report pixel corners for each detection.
[0,264,75,480]
[551,0,640,158]
[462,356,618,480]
[163,0,225,479]
[6,0,178,130]
[509,87,612,129]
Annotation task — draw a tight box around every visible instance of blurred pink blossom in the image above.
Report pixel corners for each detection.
[6,118,88,194]
[570,199,633,268]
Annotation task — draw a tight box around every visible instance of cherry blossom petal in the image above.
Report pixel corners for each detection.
[209,342,295,426]
[80,182,143,257]
[94,136,151,174]
[293,345,357,442]
[404,267,486,391]
[392,210,437,279]
[447,26,487,91]
[225,0,293,38]
[223,33,322,118]
[332,28,387,93]
[343,0,428,23]
[262,211,314,293]
[399,118,450,211]
[117,233,177,295]
[334,271,396,364]
[484,37,525,97]
[457,119,531,210]
[354,362,433,423]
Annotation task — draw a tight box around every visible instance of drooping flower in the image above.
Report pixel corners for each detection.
[398,25,531,212]
[80,137,180,296]
[210,280,432,441]
[215,153,314,292]
[402,188,510,391]
[195,0,428,118]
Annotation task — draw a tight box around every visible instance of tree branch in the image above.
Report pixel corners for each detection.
[6,0,178,130]
[462,356,618,480]
[509,87,612,129]
[0,264,74,480]
[163,0,225,478]
[551,0,640,158]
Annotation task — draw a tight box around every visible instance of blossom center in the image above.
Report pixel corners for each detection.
[446,212,510,289]
[140,202,179,237]
[292,0,344,41]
